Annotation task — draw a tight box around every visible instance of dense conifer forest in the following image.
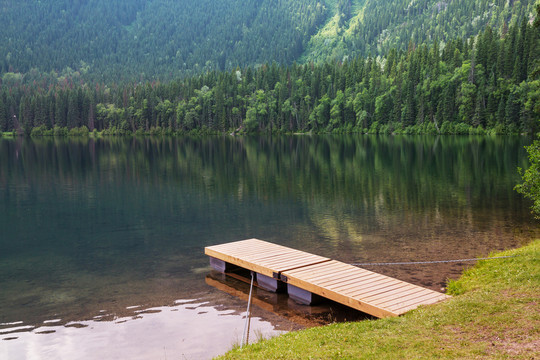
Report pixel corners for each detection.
[0,1,536,80]
[0,1,538,135]
[0,16,537,136]
[0,0,327,80]
[302,0,536,63]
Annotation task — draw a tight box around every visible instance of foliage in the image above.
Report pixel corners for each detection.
[515,2,540,219]
[516,138,540,218]
[30,125,49,137]
[219,240,540,359]
[53,126,68,137]
[1,18,538,136]
[0,1,536,81]
[303,0,537,64]
[0,0,327,81]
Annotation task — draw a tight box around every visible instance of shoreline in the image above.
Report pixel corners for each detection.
[218,239,540,359]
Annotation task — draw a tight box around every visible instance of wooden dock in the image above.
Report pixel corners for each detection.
[205,239,450,318]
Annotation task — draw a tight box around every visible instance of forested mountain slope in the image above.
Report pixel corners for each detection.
[302,0,537,63]
[0,0,536,81]
[0,0,326,81]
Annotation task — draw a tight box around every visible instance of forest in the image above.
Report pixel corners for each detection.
[0,0,327,80]
[0,1,536,82]
[302,0,536,63]
[0,14,538,136]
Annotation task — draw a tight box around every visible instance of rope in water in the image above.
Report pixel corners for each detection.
[241,271,255,348]
[350,255,516,266]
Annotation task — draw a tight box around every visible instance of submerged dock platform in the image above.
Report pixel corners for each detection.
[205,239,450,318]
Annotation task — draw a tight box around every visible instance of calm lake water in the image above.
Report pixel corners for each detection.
[0,135,538,359]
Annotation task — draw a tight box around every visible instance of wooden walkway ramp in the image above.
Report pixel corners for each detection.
[205,239,450,318]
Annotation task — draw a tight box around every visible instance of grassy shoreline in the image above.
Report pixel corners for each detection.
[219,240,540,359]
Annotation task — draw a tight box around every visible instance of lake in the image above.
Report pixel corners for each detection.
[0,135,537,359]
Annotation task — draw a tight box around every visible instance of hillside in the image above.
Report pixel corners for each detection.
[302,0,537,63]
[0,0,326,81]
[1,14,537,136]
[0,0,536,81]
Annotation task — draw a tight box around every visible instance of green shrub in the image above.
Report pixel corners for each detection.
[453,122,470,135]
[404,124,425,135]
[101,126,130,136]
[66,126,89,136]
[440,121,454,134]
[505,123,519,135]
[469,125,485,135]
[30,125,48,137]
[425,122,439,135]
[149,126,163,135]
[515,137,540,218]
[53,126,68,137]
[487,123,506,135]
[368,121,379,134]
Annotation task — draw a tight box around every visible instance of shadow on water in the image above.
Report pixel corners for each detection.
[0,135,538,358]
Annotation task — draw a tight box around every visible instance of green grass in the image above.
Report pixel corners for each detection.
[218,240,540,359]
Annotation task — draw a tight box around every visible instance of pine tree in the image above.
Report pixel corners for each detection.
[0,96,6,132]
[505,90,520,129]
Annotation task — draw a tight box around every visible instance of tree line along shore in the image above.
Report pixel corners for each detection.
[0,18,538,137]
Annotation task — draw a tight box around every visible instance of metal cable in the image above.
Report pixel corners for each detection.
[350,255,516,266]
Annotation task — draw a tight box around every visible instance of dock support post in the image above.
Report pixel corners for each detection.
[209,257,235,273]
[287,284,323,305]
[256,273,286,293]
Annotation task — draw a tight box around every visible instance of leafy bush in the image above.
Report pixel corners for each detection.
[149,126,163,136]
[53,126,68,137]
[488,123,506,135]
[515,138,540,218]
[469,126,485,135]
[440,121,454,135]
[30,125,48,137]
[368,121,379,134]
[453,122,470,135]
[67,126,89,136]
[424,122,439,135]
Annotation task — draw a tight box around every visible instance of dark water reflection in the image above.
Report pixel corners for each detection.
[0,135,537,359]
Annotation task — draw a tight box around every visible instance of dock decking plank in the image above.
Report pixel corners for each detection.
[380,291,448,310]
[317,274,385,293]
[290,265,369,283]
[342,279,411,300]
[316,270,399,288]
[363,284,434,305]
[205,239,331,278]
[325,275,405,295]
[393,295,449,313]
